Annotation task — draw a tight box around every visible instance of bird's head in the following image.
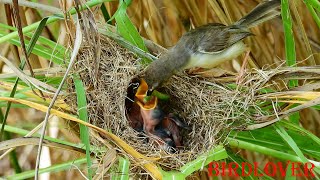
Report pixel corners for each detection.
[147,81,159,94]
[142,69,161,92]
[153,128,176,153]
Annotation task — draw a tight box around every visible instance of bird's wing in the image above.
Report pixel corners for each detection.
[197,24,253,54]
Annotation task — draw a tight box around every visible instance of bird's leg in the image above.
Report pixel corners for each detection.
[236,50,251,84]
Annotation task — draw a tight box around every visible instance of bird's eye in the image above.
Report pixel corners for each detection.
[132,82,139,89]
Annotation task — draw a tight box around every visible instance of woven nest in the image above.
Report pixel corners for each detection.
[67,34,269,172]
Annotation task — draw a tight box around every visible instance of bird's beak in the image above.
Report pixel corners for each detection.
[135,78,148,100]
[136,96,158,110]
[135,78,158,110]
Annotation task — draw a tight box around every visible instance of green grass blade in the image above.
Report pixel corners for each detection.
[274,123,320,176]
[0,123,103,152]
[101,3,112,24]
[228,138,301,162]
[227,151,268,180]
[0,17,48,140]
[279,121,320,147]
[0,0,111,45]
[74,78,93,179]
[305,0,320,12]
[6,158,87,180]
[179,145,228,177]
[0,111,22,173]
[26,17,49,55]
[284,162,295,180]
[280,0,297,86]
[114,1,151,65]
[114,156,130,180]
[36,36,66,53]
[0,32,64,64]
[274,123,308,162]
[99,28,156,61]
[281,0,300,123]
[231,127,320,160]
[304,1,320,28]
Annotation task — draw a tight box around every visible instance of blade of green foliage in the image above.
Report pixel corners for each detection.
[161,170,185,180]
[0,17,48,141]
[74,78,93,179]
[179,145,228,177]
[304,1,320,28]
[311,105,320,111]
[281,0,300,123]
[274,123,320,176]
[26,18,50,55]
[161,146,228,179]
[34,76,63,88]
[0,22,66,53]
[231,127,320,159]
[0,22,66,65]
[6,158,87,180]
[101,3,112,24]
[279,120,320,147]
[284,162,295,180]
[227,151,273,180]
[114,1,151,65]
[99,28,157,61]
[0,111,22,173]
[230,127,320,163]
[274,123,308,162]
[0,77,64,106]
[229,138,300,162]
[0,103,28,109]
[0,33,64,64]
[36,36,66,53]
[0,123,103,152]
[229,135,320,177]
[112,156,130,180]
[305,0,320,12]
[0,0,111,45]
[281,0,297,84]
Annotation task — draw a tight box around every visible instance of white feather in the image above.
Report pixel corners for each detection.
[184,41,247,69]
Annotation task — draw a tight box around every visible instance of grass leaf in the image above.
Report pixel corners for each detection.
[113,156,130,180]
[304,1,320,28]
[280,0,300,123]
[114,1,151,65]
[6,158,87,180]
[74,78,93,179]
[304,0,320,12]
[179,145,228,177]
[0,16,48,140]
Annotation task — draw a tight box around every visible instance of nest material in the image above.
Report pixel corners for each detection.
[68,34,267,171]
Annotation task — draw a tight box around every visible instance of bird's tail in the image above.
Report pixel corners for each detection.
[235,0,281,28]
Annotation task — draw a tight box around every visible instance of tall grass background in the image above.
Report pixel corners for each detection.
[0,0,319,179]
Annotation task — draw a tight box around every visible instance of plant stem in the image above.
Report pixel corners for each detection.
[228,138,301,162]
[0,0,111,44]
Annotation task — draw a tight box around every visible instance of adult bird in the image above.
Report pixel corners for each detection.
[143,0,281,91]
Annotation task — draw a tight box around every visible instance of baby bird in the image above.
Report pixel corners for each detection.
[157,113,190,147]
[138,100,165,136]
[152,128,176,153]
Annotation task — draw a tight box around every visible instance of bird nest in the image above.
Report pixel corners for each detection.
[67,34,269,173]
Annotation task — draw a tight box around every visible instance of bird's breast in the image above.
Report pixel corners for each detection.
[184,41,247,69]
